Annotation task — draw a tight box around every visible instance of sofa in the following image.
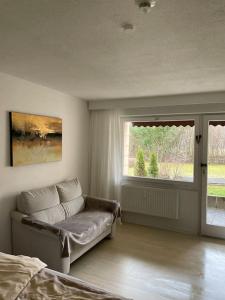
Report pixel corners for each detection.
[11,178,120,274]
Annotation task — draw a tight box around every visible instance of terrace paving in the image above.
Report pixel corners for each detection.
[207,207,225,227]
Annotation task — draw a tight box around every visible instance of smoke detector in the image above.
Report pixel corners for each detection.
[121,22,135,32]
[135,0,157,13]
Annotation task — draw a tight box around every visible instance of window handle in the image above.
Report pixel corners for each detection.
[196,135,202,144]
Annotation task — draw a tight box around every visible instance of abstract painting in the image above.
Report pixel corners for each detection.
[10,112,62,166]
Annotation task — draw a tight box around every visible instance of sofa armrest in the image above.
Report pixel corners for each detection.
[11,210,28,222]
[84,196,121,220]
[11,211,70,273]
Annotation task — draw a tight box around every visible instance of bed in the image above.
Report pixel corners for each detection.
[0,252,131,300]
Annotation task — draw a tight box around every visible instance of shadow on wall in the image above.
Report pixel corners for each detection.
[0,112,16,252]
[5,111,11,167]
[0,194,17,253]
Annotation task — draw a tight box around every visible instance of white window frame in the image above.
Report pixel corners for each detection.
[121,114,200,190]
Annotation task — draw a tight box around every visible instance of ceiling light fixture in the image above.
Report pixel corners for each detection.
[135,0,157,13]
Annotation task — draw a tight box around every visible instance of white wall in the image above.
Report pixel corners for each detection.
[0,72,89,253]
[89,91,225,110]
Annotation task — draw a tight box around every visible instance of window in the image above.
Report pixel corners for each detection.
[123,119,195,182]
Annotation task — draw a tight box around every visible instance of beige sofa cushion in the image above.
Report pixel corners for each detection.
[56,178,82,203]
[57,179,85,217]
[31,204,66,224]
[62,196,85,218]
[18,185,60,214]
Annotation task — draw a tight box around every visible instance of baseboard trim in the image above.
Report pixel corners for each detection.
[122,211,198,235]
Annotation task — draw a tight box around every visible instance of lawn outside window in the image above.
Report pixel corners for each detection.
[123,118,196,183]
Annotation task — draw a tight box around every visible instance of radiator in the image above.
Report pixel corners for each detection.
[122,185,179,219]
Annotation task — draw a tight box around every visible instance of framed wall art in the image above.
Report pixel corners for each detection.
[10,112,62,166]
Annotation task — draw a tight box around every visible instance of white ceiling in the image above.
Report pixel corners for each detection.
[0,0,225,100]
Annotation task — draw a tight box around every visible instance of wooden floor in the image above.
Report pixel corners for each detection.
[70,223,225,300]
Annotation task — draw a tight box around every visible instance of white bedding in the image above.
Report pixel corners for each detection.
[0,252,131,300]
[0,252,46,300]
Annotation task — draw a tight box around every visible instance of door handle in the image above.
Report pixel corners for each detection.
[201,163,207,167]
[201,163,207,175]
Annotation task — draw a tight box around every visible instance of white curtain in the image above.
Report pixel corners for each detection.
[89,110,122,200]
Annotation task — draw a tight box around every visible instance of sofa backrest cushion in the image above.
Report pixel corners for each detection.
[56,178,82,203]
[61,196,85,218]
[56,178,84,217]
[31,204,66,224]
[18,185,60,214]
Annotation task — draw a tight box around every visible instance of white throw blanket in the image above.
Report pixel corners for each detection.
[0,252,46,300]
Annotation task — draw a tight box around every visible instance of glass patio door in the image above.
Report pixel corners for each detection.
[202,115,225,238]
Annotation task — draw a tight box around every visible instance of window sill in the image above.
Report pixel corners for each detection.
[121,175,198,191]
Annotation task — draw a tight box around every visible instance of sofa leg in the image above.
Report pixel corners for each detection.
[60,260,70,274]
[108,223,116,239]
[108,232,113,239]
